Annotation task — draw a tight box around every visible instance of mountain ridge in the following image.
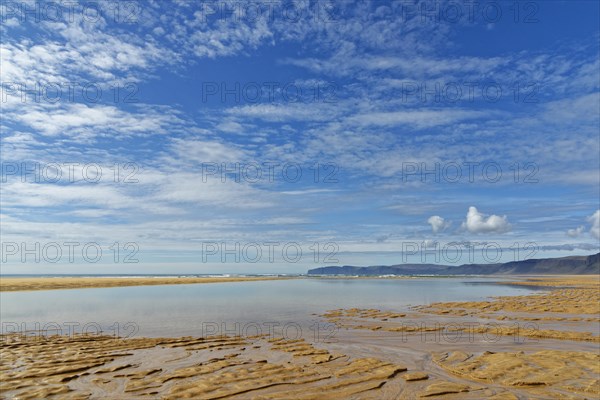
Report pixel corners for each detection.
[307,253,600,275]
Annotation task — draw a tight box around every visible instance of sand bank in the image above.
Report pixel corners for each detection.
[0,276,291,292]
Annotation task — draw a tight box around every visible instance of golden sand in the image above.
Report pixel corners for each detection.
[0,276,291,292]
[402,372,429,381]
[416,287,599,315]
[315,276,600,398]
[433,350,599,397]
[0,334,408,399]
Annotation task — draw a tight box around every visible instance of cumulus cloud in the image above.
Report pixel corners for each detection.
[588,210,600,239]
[566,226,585,238]
[427,215,450,233]
[461,206,511,234]
[422,239,439,248]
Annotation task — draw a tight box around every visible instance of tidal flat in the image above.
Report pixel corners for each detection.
[1,276,598,399]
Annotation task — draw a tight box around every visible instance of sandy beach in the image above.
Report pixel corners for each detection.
[0,276,291,292]
[1,275,598,399]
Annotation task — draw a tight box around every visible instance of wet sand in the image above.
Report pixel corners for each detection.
[1,275,598,399]
[0,276,291,292]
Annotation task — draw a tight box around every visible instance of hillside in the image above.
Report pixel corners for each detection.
[307,253,600,276]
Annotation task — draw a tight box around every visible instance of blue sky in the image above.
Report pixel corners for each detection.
[1,0,599,274]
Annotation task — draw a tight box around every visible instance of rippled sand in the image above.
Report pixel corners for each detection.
[1,276,599,399]
[0,334,409,399]
[320,276,600,398]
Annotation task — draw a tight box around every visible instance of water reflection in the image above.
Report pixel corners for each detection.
[1,277,541,337]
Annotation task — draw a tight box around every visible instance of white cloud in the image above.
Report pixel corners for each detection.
[216,121,245,133]
[1,20,171,86]
[168,138,250,164]
[461,206,511,234]
[283,55,508,78]
[7,103,185,139]
[566,226,585,238]
[422,239,438,248]
[187,19,273,58]
[427,215,450,234]
[349,109,487,129]
[225,103,338,122]
[587,210,600,239]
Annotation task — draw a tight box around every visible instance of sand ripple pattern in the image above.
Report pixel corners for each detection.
[0,334,407,399]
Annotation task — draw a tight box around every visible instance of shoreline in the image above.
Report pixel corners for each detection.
[0,276,295,292]
[2,274,598,292]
